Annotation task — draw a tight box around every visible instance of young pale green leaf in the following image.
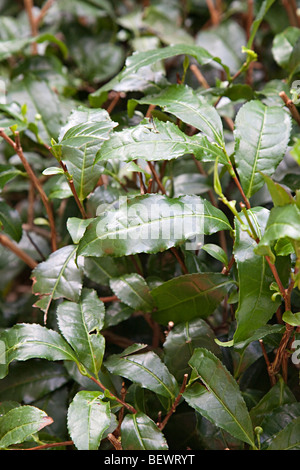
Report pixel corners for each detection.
[0,200,22,242]
[121,412,168,450]
[104,346,179,400]
[266,417,300,450]
[232,207,286,344]
[262,174,293,207]
[31,245,83,319]
[282,310,300,327]
[255,205,300,258]
[67,217,93,244]
[0,323,79,379]
[57,288,106,377]
[163,318,221,381]
[109,273,155,312]
[183,348,255,447]
[234,100,291,198]
[0,405,53,449]
[54,106,118,201]
[201,243,229,266]
[129,84,225,146]
[89,43,230,103]
[95,117,226,165]
[67,391,111,450]
[77,194,231,258]
[151,273,233,325]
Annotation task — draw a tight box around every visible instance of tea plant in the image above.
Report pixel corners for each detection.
[0,0,299,451]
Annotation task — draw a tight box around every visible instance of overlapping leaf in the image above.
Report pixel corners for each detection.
[234,100,291,198]
[121,413,168,450]
[77,194,231,258]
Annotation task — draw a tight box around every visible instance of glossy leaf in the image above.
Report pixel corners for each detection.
[96,117,226,165]
[57,288,106,377]
[163,318,221,381]
[0,405,53,449]
[31,245,83,318]
[77,194,231,258]
[233,207,284,344]
[105,345,178,400]
[272,27,300,70]
[266,417,300,450]
[109,273,155,312]
[129,84,225,146]
[151,273,233,325]
[234,100,291,198]
[67,391,111,450]
[54,106,117,201]
[247,0,277,49]
[183,348,255,447]
[90,43,230,103]
[0,200,22,242]
[256,205,300,258]
[0,323,79,379]
[121,412,168,450]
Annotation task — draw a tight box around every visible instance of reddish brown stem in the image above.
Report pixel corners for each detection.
[159,374,189,430]
[25,440,74,450]
[0,233,38,269]
[279,91,300,127]
[0,129,57,252]
[89,376,137,414]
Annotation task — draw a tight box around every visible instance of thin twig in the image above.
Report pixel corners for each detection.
[159,374,189,430]
[190,64,210,89]
[0,233,38,269]
[24,0,38,54]
[0,129,57,251]
[205,0,220,25]
[147,161,166,194]
[25,440,74,450]
[259,339,276,386]
[279,91,300,127]
[107,434,123,450]
[89,376,137,414]
[170,247,188,274]
[58,160,88,219]
[36,0,55,26]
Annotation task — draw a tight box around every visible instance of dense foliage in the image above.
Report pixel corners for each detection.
[0,0,299,451]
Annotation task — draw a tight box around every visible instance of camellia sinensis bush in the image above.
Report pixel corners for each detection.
[0,0,299,451]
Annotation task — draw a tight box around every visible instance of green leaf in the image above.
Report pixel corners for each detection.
[201,243,228,266]
[250,377,297,427]
[77,194,231,258]
[0,33,67,63]
[67,391,111,450]
[57,288,106,377]
[282,310,300,327]
[151,273,233,325]
[89,44,230,103]
[183,348,255,447]
[0,199,22,242]
[163,318,221,381]
[247,0,277,49]
[233,207,284,344]
[121,412,168,450]
[272,27,300,70]
[234,100,291,198]
[96,117,226,165]
[0,164,24,189]
[255,205,300,257]
[104,346,178,400]
[55,106,117,201]
[262,173,293,207]
[67,217,93,244]
[0,405,53,449]
[266,417,300,450]
[8,77,64,143]
[109,273,155,312]
[129,84,225,146]
[31,245,83,320]
[0,361,69,404]
[0,323,79,379]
